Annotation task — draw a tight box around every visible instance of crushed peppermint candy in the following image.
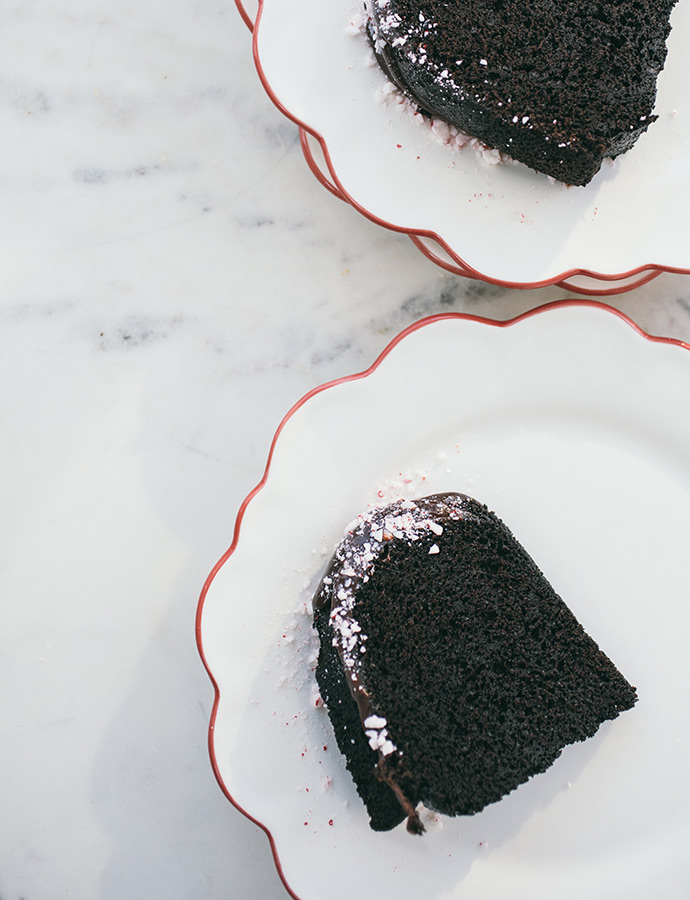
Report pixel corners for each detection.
[375,74,513,165]
[316,494,474,758]
[364,714,388,729]
[365,714,396,755]
[361,0,537,171]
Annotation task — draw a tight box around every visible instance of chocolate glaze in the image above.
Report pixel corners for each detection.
[313,492,473,832]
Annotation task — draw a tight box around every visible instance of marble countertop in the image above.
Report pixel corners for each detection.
[2,3,690,898]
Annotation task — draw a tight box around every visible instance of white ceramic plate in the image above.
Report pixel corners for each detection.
[246,0,690,289]
[197,301,690,900]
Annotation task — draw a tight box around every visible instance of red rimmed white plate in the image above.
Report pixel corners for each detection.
[197,300,690,900]
[236,0,689,294]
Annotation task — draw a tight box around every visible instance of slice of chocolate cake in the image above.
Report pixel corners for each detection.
[365,0,677,185]
[313,493,637,833]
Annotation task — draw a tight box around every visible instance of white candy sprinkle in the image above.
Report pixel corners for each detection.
[364,715,388,729]
[481,146,502,165]
[429,544,440,554]
[318,496,477,755]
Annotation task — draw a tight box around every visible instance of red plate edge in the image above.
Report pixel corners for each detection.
[297,130,665,296]
[241,0,690,294]
[195,299,690,900]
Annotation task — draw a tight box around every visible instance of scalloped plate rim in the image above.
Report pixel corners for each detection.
[246,0,690,290]
[196,299,690,900]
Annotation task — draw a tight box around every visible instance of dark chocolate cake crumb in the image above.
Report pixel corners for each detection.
[313,493,637,832]
[364,0,677,185]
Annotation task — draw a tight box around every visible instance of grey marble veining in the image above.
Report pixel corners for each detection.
[2,3,690,900]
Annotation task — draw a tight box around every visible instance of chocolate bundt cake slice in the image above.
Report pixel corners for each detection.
[365,0,677,185]
[313,494,637,833]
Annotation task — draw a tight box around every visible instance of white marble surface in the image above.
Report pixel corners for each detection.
[2,3,690,899]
